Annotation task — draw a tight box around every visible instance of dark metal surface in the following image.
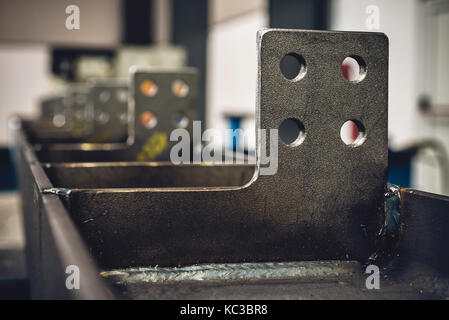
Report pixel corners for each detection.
[27,68,200,161]
[43,162,254,189]
[25,85,93,144]
[13,29,449,300]
[86,79,129,143]
[399,188,449,274]
[22,120,86,144]
[65,84,93,137]
[46,30,389,269]
[102,260,449,300]
[368,183,401,266]
[15,128,112,299]
[39,95,65,123]
[130,67,199,161]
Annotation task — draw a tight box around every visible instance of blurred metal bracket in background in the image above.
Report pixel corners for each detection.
[130,66,199,161]
[86,78,129,143]
[32,67,199,162]
[64,84,93,136]
[39,95,65,126]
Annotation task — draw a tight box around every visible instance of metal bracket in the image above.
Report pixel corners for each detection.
[32,68,200,160]
[65,30,389,268]
[63,84,93,136]
[40,95,64,125]
[86,78,129,143]
[129,66,199,161]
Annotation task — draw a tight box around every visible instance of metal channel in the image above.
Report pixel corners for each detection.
[14,29,449,300]
[14,126,112,299]
[60,30,388,268]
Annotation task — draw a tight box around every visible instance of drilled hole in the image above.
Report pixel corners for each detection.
[52,114,66,128]
[279,118,306,146]
[118,112,128,124]
[97,112,110,125]
[140,111,158,129]
[74,109,84,120]
[172,79,189,97]
[341,56,366,82]
[99,90,111,103]
[172,112,189,128]
[340,120,366,146]
[140,79,158,97]
[116,89,128,103]
[280,53,307,81]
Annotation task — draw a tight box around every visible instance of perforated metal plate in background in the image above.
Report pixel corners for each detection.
[64,85,92,135]
[87,79,128,143]
[130,67,199,161]
[40,96,62,122]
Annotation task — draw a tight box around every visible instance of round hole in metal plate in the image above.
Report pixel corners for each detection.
[341,56,367,82]
[279,118,306,146]
[340,120,366,146]
[140,79,158,97]
[52,114,66,128]
[116,89,128,103]
[172,79,190,97]
[140,111,158,129]
[172,112,189,128]
[280,53,307,81]
[99,90,111,103]
[97,112,110,125]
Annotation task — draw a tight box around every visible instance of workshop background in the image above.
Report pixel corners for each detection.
[0,0,448,298]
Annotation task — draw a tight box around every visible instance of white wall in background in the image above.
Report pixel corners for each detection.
[0,0,122,47]
[0,44,53,145]
[435,11,449,106]
[210,0,267,24]
[206,0,268,150]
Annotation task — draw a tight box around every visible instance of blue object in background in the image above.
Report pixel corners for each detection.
[228,116,242,151]
[0,148,17,191]
[388,149,416,188]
